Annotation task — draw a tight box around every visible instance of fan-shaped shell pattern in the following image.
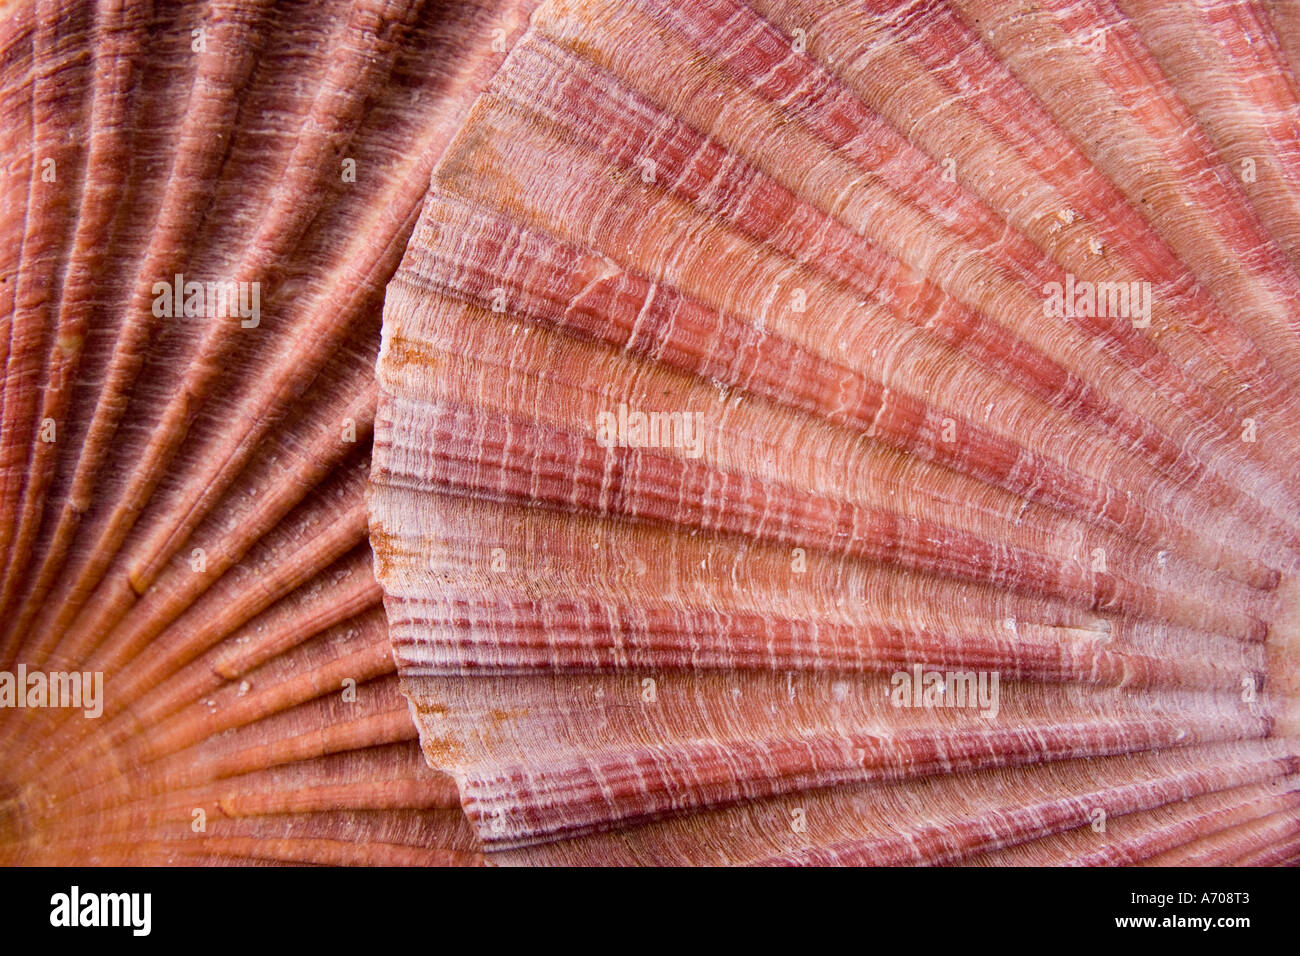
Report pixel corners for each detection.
[0,0,540,865]
[369,0,1300,864]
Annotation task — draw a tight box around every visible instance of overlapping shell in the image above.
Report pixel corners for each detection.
[2,0,1298,867]
[369,0,1300,864]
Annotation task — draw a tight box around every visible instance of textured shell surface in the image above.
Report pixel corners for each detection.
[369,0,1300,865]
[0,0,1298,868]
[0,0,542,865]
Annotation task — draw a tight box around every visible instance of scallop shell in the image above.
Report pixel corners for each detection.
[369,0,1300,864]
[0,0,539,865]
[2,0,1298,868]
